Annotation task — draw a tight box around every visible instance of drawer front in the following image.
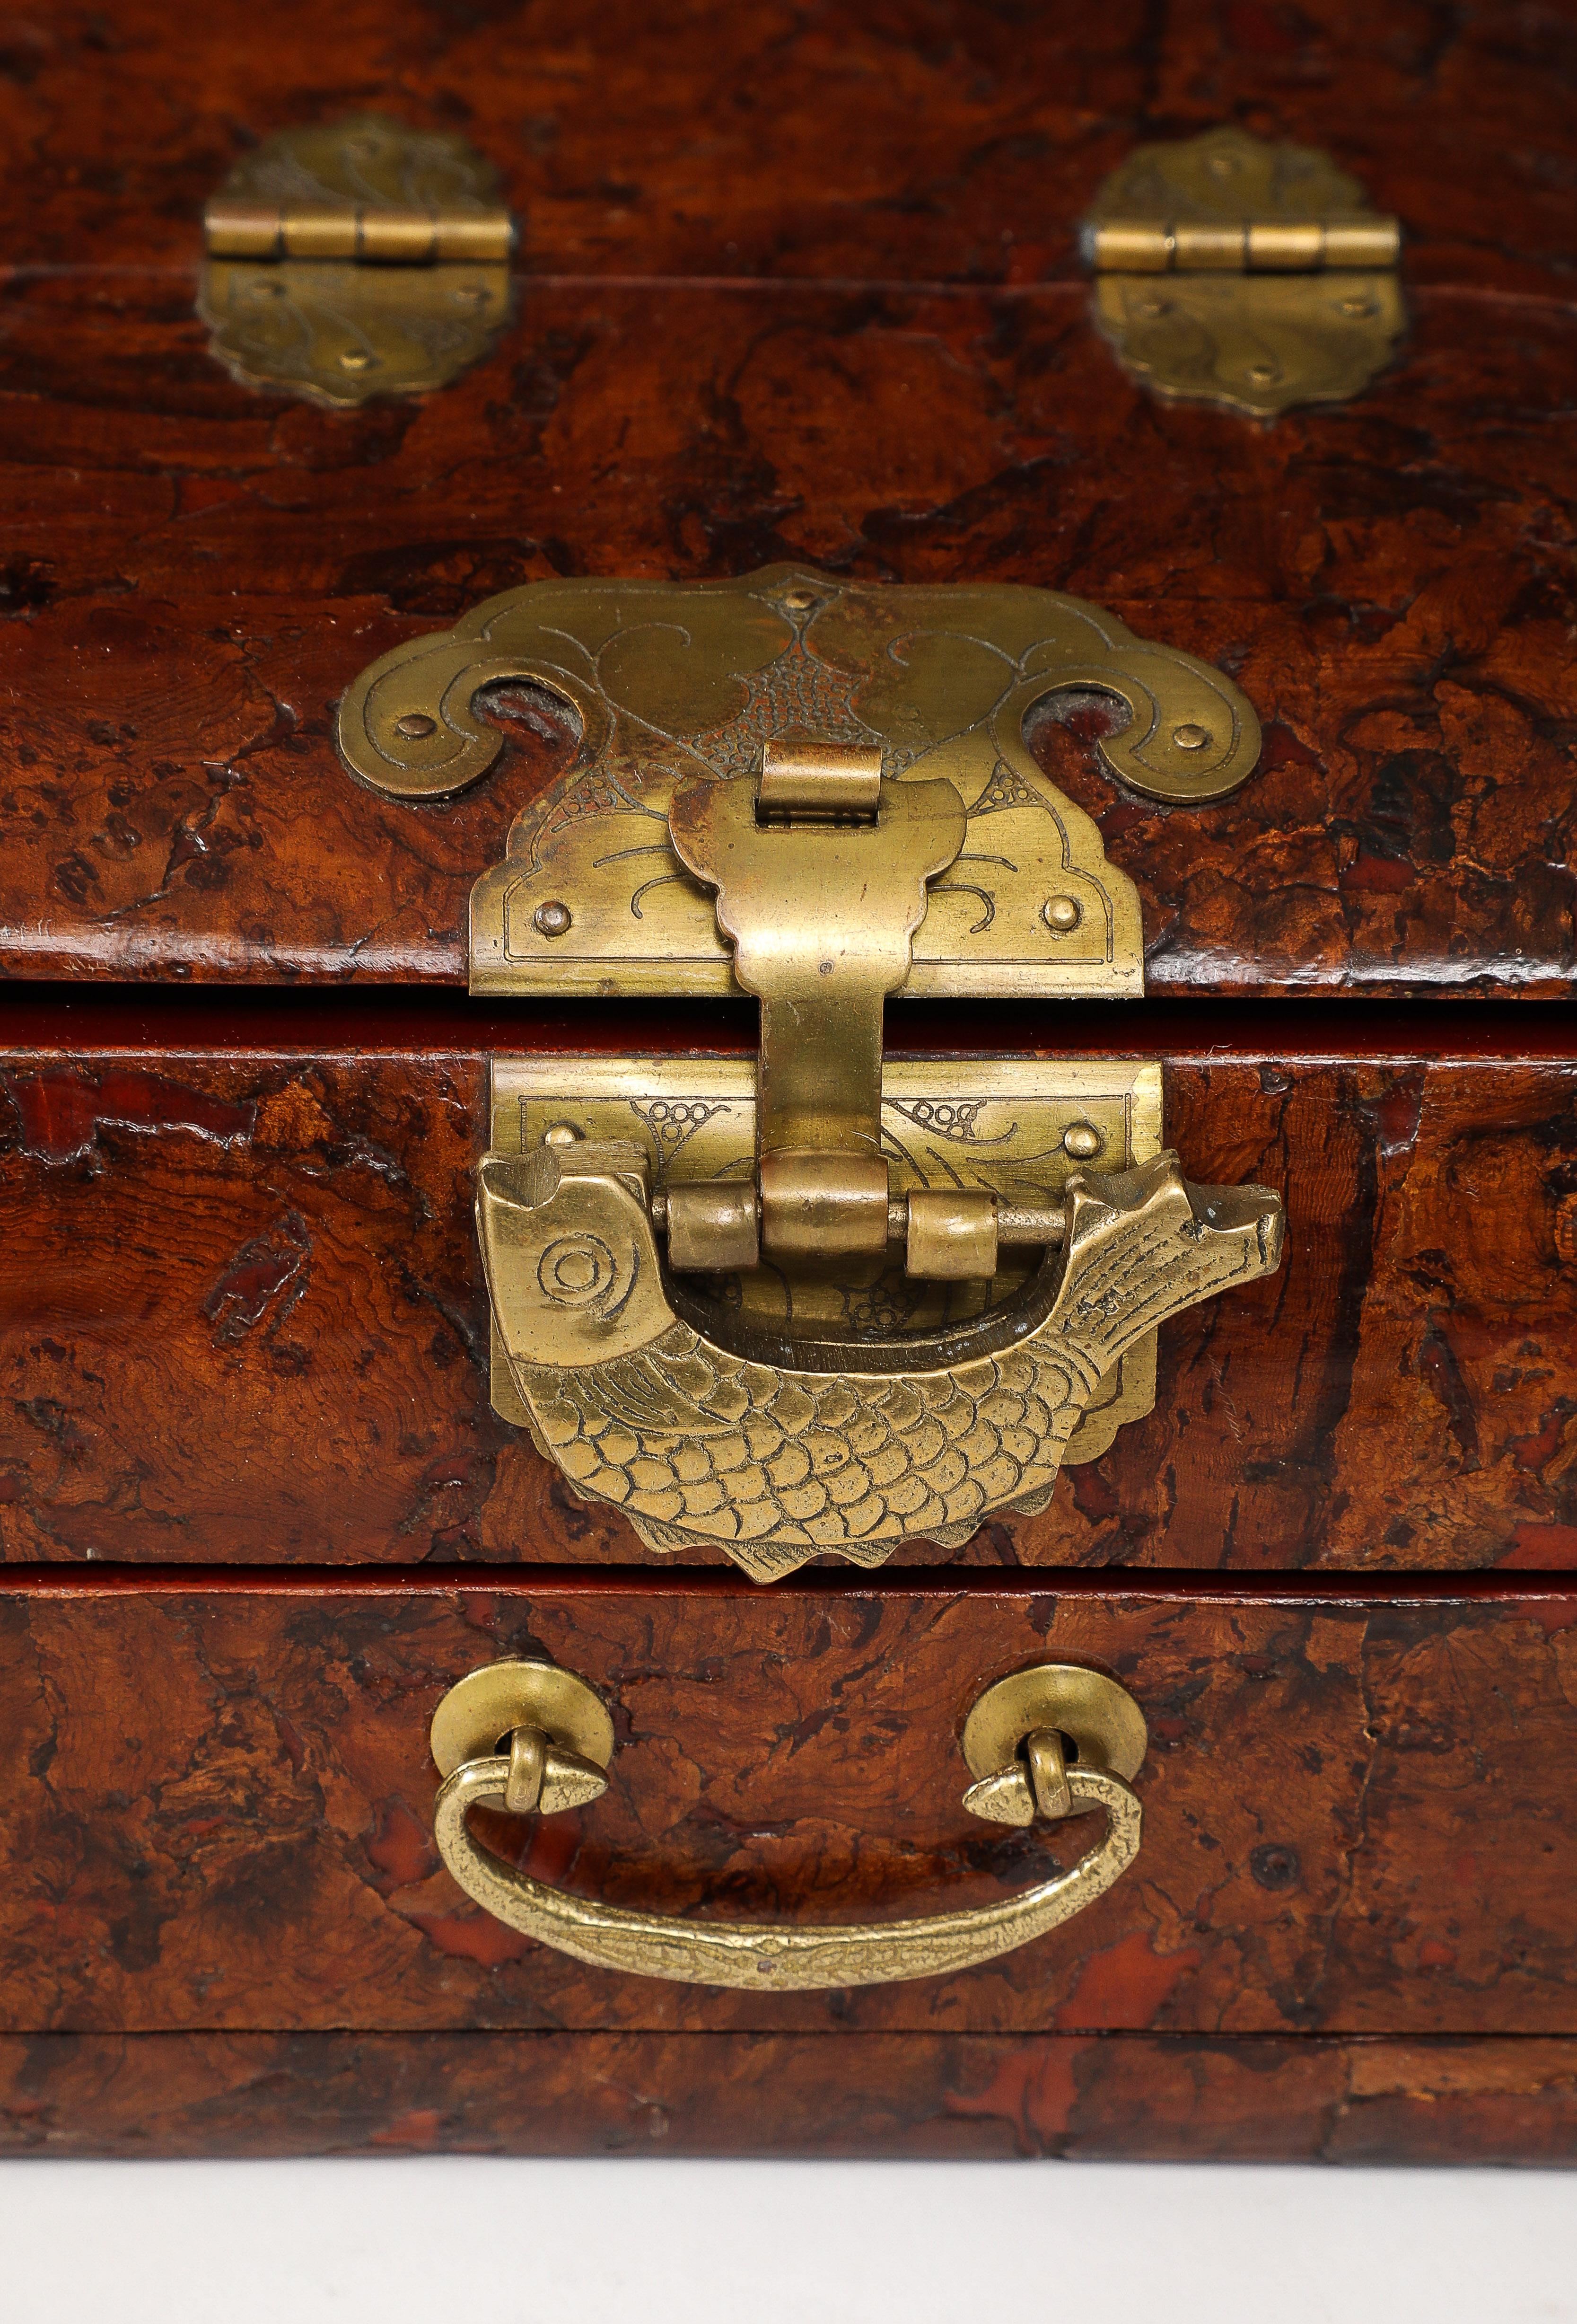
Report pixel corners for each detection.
[3,1038,1574,1574]
[2,1578,1573,2036]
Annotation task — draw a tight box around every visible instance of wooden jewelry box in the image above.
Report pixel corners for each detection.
[1,0,1574,2162]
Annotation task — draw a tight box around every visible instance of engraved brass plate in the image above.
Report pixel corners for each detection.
[490,1053,1164,1572]
[479,1133,1281,1585]
[1084,127,1406,417]
[199,118,513,406]
[335,565,1263,976]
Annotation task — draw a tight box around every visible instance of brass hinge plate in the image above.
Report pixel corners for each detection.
[336,564,1262,998]
[199,117,514,406]
[488,1052,1162,1576]
[1083,127,1406,417]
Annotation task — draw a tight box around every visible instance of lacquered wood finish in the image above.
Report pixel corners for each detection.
[4,1026,1573,1570]
[2,0,1574,2168]
[0,5,1571,994]
[2,1577,1574,2038]
[6,2031,1577,2163]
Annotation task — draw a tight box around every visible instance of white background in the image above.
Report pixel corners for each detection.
[1,2157,1572,2321]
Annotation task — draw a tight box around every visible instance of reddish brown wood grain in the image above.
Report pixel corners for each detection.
[0,0,1571,2171]
[2,1577,1575,2039]
[3,1032,1573,1570]
[5,2029,1577,2162]
[0,5,1571,995]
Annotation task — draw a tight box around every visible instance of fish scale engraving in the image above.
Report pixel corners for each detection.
[482,1144,1285,1581]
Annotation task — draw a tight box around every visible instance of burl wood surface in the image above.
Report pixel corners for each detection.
[0,1,1572,994]
[4,1017,1574,1571]
[6,2031,1577,2163]
[2,1578,1575,2040]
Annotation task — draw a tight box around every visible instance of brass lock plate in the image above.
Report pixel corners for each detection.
[1084,126,1406,416]
[336,567,1284,1583]
[489,1052,1163,1534]
[199,116,514,406]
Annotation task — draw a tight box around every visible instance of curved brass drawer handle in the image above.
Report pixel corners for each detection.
[429,1660,1146,1992]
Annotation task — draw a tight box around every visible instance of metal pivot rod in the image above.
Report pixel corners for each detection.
[649,1183,1069,1284]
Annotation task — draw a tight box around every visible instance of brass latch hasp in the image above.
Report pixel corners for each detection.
[657,740,1064,1284]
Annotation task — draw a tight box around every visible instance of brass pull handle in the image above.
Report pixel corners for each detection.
[429,1661,1145,1992]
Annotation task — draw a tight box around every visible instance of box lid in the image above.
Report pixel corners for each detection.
[0,1,1571,999]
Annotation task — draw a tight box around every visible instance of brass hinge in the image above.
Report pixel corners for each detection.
[199,116,515,406]
[204,199,513,265]
[1083,127,1405,416]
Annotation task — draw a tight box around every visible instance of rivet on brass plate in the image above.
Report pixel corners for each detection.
[200,116,515,407]
[1083,126,1406,417]
[1062,1121,1103,1161]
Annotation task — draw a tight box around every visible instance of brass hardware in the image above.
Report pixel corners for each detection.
[757,1148,893,1262]
[488,1050,1164,1577]
[429,1660,1145,1989]
[960,1664,1148,1826]
[337,564,1262,876]
[758,735,883,820]
[479,1132,1283,1579]
[905,1188,999,1282]
[336,569,1283,1579]
[205,200,512,265]
[1083,127,1406,417]
[199,117,514,407]
[665,1178,762,1273]
[668,755,967,1191]
[429,1660,615,1817]
[1087,216,1399,274]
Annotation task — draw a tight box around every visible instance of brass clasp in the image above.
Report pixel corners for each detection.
[647,743,1069,1285]
[337,566,1287,1580]
[665,742,965,1271]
